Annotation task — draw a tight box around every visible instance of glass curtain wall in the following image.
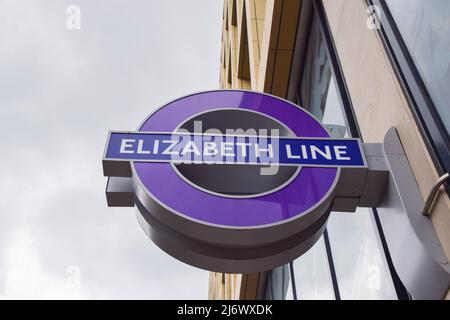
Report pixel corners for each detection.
[379,0,450,192]
[267,8,399,300]
[385,0,450,136]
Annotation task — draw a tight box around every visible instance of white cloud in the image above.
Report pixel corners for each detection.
[0,0,221,299]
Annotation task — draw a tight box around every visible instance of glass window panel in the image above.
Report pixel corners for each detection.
[322,80,349,138]
[285,273,294,300]
[299,16,350,138]
[327,208,397,299]
[268,264,290,300]
[386,0,450,135]
[293,236,335,300]
[299,16,330,119]
[295,11,398,300]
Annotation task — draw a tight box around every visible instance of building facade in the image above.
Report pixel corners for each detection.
[209,0,450,300]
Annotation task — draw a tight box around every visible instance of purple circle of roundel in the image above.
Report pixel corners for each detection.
[134,90,337,228]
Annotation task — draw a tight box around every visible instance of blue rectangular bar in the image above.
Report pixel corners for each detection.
[104,131,366,167]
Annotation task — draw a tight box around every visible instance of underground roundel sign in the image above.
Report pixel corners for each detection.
[102,90,366,273]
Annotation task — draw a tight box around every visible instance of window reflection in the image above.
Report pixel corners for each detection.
[267,264,290,300]
[293,236,335,300]
[289,12,397,300]
[327,208,397,300]
[298,16,349,138]
[386,0,450,136]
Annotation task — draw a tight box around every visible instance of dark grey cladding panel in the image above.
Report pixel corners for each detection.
[106,176,134,207]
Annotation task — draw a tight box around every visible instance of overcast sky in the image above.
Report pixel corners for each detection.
[0,0,222,299]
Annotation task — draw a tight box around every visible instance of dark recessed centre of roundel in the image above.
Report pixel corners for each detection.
[174,109,299,197]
